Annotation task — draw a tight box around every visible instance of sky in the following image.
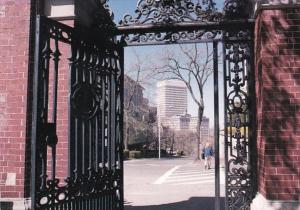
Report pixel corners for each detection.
[107,0,225,127]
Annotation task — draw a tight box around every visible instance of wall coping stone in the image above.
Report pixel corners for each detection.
[254,0,300,16]
[251,193,300,210]
[44,0,75,20]
[0,198,29,210]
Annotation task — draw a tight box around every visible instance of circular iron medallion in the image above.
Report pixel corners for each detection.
[71,82,99,120]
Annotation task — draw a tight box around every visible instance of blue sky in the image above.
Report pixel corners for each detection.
[107,0,225,127]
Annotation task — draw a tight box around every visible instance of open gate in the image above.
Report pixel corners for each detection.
[30,0,256,210]
[30,10,124,210]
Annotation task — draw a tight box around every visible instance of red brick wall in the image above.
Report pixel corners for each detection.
[0,0,31,198]
[0,0,72,197]
[255,8,300,200]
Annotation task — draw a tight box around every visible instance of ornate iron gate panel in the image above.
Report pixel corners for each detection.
[31,15,124,210]
[223,27,254,210]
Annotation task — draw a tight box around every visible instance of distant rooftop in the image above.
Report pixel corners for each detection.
[157,80,186,88]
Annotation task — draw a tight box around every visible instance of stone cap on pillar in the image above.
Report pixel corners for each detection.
[258,0,300,6]
[44,0,75,20]
[254,0,300,15]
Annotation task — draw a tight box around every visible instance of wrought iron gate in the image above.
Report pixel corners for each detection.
[30,0,256,210]
[31,15,124,210]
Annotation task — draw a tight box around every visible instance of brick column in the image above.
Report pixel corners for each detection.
[252,5,300,210]
[0,0,31,209]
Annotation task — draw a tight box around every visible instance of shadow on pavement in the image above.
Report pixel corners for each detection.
[125,197,225,210]
[0,202,13,210]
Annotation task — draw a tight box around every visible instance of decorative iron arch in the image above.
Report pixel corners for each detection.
[118,0,223,26]
[112,0,253,45]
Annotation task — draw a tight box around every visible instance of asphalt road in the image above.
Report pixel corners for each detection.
[124,157,225,210]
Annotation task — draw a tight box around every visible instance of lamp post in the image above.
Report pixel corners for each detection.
[158,105,174,159]
[158,109,161,159]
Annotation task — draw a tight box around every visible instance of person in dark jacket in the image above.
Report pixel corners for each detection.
[202,142,213,170]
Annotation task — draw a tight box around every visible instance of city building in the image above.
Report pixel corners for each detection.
[124,74,151,121]
[190,116,210,142]
[156,80,188,125]
[156,80,209,134]
[200,116,210,143]
[170,113,191,131]
[123,74,156,148]
[190,116,198,132]
[124,75,145,108]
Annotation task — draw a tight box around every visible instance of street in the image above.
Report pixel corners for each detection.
[124,157,225,210]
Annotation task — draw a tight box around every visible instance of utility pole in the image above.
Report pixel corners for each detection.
[158,113,161,159]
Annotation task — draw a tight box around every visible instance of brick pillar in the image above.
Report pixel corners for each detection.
[252,5,300,210]
[0,0,31,209]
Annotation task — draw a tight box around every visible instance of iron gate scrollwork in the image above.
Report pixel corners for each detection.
[31,15,124,210]
[223,27,254,210]
[118,0,224,45]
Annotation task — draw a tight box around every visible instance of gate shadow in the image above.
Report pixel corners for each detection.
[125,197,225,210]
[0,202,13,210]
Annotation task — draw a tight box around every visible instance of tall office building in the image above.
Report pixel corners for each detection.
[157,80,188,125]
[200,116,210,142]
[170,113,191,131]
[190,116,210,142]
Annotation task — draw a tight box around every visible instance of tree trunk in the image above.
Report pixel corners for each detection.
[124,110,129,150]
[196,105,204,160]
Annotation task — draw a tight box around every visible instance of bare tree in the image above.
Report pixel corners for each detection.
[151,43,214,160]
[161,125,175,155]
[174,130,197,156]
[124,55,140,150]
[124,49,155,150]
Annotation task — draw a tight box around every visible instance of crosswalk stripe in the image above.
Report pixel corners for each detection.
[153,166,180,184]
[175,170,204,173]
[169,174,209,178]
[165,176,214,182]
[174,170,215,174]
[173,172,215,176]
[171,180,215,185]
[153,164,226,185]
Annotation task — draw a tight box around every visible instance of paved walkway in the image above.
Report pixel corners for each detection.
[124,158,225,210]
[125,197,225,210]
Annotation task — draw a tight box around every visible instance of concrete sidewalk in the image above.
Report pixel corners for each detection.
[124,158,225,210]
[125,197,225,210]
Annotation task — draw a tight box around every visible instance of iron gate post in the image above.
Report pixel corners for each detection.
[222,23,254,210]
[213,41,220,210]
[31,14,42,210]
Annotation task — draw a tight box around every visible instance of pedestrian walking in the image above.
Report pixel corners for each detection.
[202,142,214,170]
